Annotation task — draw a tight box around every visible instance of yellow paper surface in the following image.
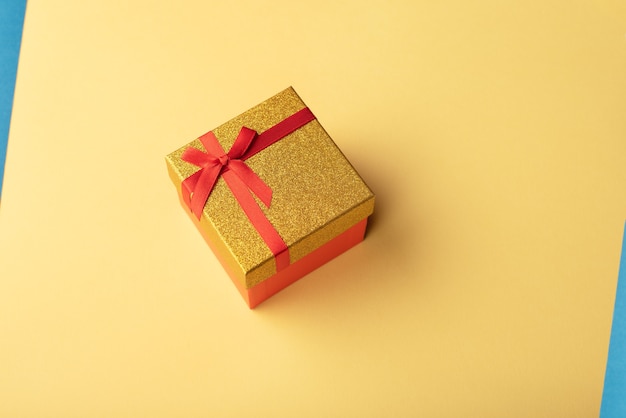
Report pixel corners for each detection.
[1,1,626,416]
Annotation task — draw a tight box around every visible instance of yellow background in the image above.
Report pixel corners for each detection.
[1,1,625,416]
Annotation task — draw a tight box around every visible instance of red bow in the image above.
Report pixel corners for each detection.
[180,107,316,272]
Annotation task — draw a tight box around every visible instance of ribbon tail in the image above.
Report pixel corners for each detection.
[222,170,290,272]
[181,170,202,208]
[227,160,272,207]
[189,165,221,219]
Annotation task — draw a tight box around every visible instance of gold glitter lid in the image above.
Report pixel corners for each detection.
[166,87,375,288]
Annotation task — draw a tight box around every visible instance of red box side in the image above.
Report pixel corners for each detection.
[177,192,367,308]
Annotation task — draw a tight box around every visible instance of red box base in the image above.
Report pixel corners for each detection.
[178,193,368,308]
[241,218,367,308]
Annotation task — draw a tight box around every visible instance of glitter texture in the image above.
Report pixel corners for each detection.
[166,87,375,288]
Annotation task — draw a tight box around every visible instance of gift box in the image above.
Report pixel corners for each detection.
[165,87,375,308]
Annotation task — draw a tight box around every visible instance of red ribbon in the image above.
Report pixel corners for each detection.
[181,107,316,272]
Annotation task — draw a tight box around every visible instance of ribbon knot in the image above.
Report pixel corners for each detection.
[217,154,229,167]
[179,106,317,272]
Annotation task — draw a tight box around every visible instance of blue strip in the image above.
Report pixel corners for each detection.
[601,223,626,417]
[0,0,27,199]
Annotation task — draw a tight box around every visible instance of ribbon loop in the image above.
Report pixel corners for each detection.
[229,126,257,159]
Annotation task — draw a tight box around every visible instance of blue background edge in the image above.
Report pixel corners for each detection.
[600,223,626,417]
[0,0,27,199]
